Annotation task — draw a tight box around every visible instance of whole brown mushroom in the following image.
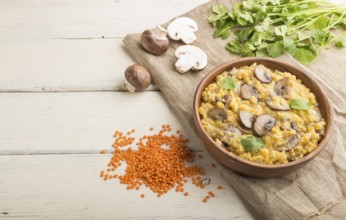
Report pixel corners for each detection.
[140,27,170,55]
[124,64,151,92]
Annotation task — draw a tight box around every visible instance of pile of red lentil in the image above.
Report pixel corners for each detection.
[100,124,223,203]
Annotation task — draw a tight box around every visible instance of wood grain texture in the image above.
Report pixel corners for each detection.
[0,0,255,219]
[0,154,253,220]
[0,0,208,39]
[0,92,201,154]
[0,39,151,92]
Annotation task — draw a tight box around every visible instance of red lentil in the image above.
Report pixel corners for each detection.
[100,125,216,203]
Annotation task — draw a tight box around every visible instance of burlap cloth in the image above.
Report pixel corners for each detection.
[123,0,346,219]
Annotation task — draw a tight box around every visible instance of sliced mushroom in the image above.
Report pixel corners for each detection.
[239,111,254,129]
[240,84,257,100]
[238,126,252,134]
[205,124,240,148]
[229,68,238,76]
[234,81,243,93]
[255,65,272,83]
[309,109,322,122]
[225,125,242,135]
[290,122,300,132]
[224,94,231,102]
[207,108,227,121]
[175,45,208,73]
[253,114,276,136]
[266,99,290,111]
[167,17,198,44]
[275,77,290,99]
[277,134,300,151]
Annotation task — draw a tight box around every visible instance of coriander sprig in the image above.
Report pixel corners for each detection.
[208,0,346,64]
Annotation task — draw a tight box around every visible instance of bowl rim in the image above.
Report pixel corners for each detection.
[193,57,334,169]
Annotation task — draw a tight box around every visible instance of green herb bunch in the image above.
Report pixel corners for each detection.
[208,0,346,64]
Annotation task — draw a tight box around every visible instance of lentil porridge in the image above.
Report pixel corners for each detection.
[198,63,326,164]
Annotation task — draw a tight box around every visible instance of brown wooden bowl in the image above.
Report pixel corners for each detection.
[193,58,333,178]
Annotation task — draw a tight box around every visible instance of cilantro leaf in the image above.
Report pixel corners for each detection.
[226,40,242,54]
[274,25,287,37]
[251,32,263,46]
[267,41,285,57]
[241,136,265,153]
[240,42,256,57]
[213,23,232,39]
[335,38,345,48]
[314,16,329,29]
[312,29,331,46]
[292,47,317,64]
[243,0,255,11]
[283,37,297,54]
[290,98,311,110]
[220,77,236,90]
[233,2,243,14]
[236,28,254,43]
[212,4,228,15]
[208,0,346,64]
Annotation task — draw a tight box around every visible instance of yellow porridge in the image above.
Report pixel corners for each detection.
[198,63,326,164]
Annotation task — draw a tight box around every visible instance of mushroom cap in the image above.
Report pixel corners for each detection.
[175,45,208,73]
[167,17,198,44]
[225,125,242,136]
[140,29,170,55]
[124,64,151,91]
[253,114,276,136]
[309,109,322,122]
[239,111,254,129]
[275,77,290,99]
[277,134,300,151]
[207,107,227,121]
[255,65,272,83]
[240,84,257,100]
[266,99,290,111]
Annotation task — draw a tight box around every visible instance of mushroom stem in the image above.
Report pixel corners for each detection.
[124,80,136,93]
[175,55,196,74]
[157,26,168,33]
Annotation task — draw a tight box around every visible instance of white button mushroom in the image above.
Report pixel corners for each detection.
[167,17,198,44]
[140,27,170,55]
[124,64,151,92]
[174,45,207,74]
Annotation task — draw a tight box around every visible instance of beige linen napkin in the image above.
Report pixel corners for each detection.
[123,0,346,219]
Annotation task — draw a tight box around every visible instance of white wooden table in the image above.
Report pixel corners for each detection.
[0,0,255,219]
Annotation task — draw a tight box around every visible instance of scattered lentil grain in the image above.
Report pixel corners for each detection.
[100,125,216,202]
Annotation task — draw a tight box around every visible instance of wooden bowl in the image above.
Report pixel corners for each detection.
[193,58,333,178]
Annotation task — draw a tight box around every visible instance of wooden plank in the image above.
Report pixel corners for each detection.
[0,154,254,219]
[0,0,208,39]
[0,92,201,154]
[0,38,149,92]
